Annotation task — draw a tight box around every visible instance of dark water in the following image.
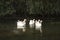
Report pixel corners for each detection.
[0,20,60,40]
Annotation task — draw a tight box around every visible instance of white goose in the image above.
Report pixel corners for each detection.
[29,19,35,28]
[35,19,42,33]
[17,19,26,32]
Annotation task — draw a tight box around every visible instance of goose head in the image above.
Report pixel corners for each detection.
[40,20,43,23]
[38,19,40,21]
[23,19,26,22]
[33,19,35,21]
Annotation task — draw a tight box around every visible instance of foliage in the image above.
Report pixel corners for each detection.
[26,0,60,15]
[0,0,16,16]
[0,0,60,16]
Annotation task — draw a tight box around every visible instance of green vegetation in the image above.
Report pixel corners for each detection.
[0,0,15,16]
[0,0,60,16]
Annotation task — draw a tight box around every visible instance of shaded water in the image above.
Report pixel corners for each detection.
[0,20,60,40]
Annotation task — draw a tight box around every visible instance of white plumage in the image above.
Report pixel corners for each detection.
[35,20,42,33]
[17,19,42,33]
[29,19,35,28]
[17,19,26,32]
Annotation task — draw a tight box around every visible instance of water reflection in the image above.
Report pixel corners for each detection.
[0,19,60,40]
[16,19,43,33]
[17,19,26,32]
[35,20,42,33]
[29,19,35,28]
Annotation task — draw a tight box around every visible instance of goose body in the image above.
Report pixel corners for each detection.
[35,20,42,33]
[29,19,35,28]
[17,19,26,32]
